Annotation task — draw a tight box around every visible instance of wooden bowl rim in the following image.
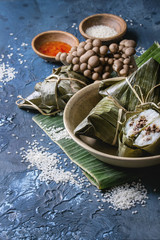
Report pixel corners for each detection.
[31,30,79,60]
[79,13,127,41]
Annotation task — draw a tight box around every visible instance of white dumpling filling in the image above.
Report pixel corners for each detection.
[125,109,159,138]
[134,117,160,147]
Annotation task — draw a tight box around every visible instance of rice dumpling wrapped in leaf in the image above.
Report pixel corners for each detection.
[99,58,160,111]
[74,96,124,146]
[16,65,91,115]
[119,103,160,157]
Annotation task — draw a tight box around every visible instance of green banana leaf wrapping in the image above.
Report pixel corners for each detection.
[74,96,123,146]
[74,58,160,150]
[119,103,160,157]
[99,58,160,111]
[16,65,91,115]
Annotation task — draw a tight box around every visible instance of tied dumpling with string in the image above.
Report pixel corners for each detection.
[99,58,160,111]
[16,65,91,115]
[74,96,125,146]
[74,58,160,152]
[119,103,160,157]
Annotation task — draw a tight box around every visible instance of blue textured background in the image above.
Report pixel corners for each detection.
[0,0,160,239]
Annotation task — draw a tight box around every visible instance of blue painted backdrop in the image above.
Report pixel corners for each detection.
[0,0,160,239]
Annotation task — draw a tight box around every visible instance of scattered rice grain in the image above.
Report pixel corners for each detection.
[21,140,82,187]
[46,125,71,141]
[0,63,18,84]
[102,182,148,211]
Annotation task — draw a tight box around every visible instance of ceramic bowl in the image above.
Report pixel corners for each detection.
[32,30,79,62]
[63,81,160,168]
[79,13,127,44]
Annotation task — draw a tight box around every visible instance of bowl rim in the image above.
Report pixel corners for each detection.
[79,13,127,41]
[31,30,79,59]
[63,81,160,164]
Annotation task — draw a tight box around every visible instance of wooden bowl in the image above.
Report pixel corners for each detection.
[64,81,160,168]
[32,30,79,62]
[79,14,127,44]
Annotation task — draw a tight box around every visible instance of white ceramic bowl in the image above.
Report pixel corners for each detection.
[63,81,160,168]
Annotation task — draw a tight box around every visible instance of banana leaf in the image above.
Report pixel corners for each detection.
[74,96,124,146]
[33,114,135,189]
[118,103,160,157]
[99,58,160,112]
[136,42,160,67]
[16,65,91,115]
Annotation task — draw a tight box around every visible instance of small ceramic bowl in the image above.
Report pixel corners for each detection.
[79,13,127,44]
[63,80,160,168]
[32,30,79,62]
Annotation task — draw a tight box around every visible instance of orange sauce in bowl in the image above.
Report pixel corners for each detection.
[38,41,71,57]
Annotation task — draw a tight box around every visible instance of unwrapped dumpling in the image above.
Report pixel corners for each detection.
[119,104,160,157]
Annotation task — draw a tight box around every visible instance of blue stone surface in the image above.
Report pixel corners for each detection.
[0,0,160,239]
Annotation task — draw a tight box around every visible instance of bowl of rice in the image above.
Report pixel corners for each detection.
[79,13,127,44]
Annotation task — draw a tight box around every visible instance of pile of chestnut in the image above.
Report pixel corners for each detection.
[56,38,136,81]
